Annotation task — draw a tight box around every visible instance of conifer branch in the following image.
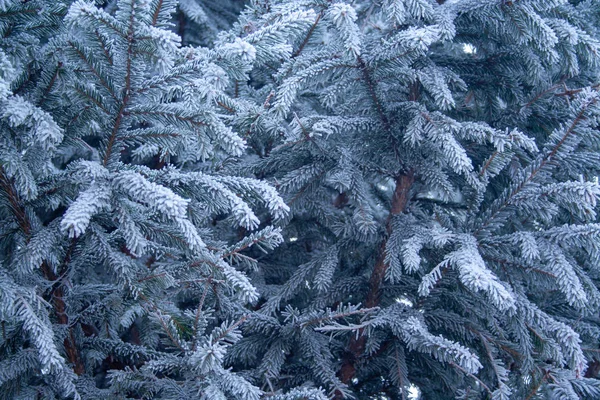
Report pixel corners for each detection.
[139,293,187,352]
[450,361,493,395]
[293,12,322,58]
[0,166,31,237]
[0,7,40,18]
[38,62,62,107]
[476,95,598,235]
[479,150,498,177]
[394,345,407,400]
[152,0,164,26]
[0,167,84,375]
[103,1,136,166]
[479,333,504,390]
[95,30,114,65]
[73,86,111,115]
[76,7,126,38]
[524,370,549,400]
[67,41,119,102]
[483,256,556,278]
[217,101,235,113]
[367,172,415,308]
[302,307,378,329]
[123,110,208,126]
[192,279,211,351]
[519,80,565,113]
[212,315,248,344]
[3,0,600,397]
[337,171,414,395]
[357,56,390,132]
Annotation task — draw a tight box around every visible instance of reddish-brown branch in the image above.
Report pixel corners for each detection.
[302,307,378,329]
[0,167,84,374]
[39,63,62,106]
[479,151,498,177]
[366,172,414,308]
[217,101,235,113]
[103,98,127,166]
[336,172,414,397]
[476,95,597,235]
[335,54,416,396]
[103,2,136,166]
[483,255,556,278]
[44,241,85,375]
[518,81,564,113]
[293,12,322,58]
[356,55,408,169]
[123,110,208,126]
[357,56,390,131]
[67,41,119,102]
[95,30,114,66]
[222,234,271,259]
[151,0,163,26]
[115,132,180,141]
[138,292,187,352]
[0,166,31,237]
[212,315,248,344]
[450,362,493,395]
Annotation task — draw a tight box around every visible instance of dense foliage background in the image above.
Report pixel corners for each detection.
[1,0,600,399]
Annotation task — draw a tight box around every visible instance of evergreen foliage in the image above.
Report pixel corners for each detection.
[1,0,600,399]
[0,0,288,398]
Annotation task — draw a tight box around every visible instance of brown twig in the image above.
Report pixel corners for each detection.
[192,279,211,351]
[479,151,498,177]
[476,95,597,235]
[38,62,62,106]
[450,361,493,395]
[292,12,323,58]
[151,0,163,26]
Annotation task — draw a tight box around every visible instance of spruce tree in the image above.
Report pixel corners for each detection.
[0,1,288,398]
[233,0,600,399]
[1,0,600,400]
